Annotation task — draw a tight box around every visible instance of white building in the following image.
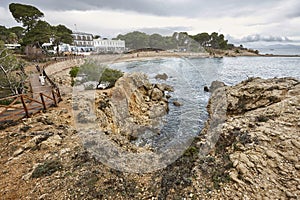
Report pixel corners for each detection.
[4,43,21,50]
[71,32,94,52]
[42,32,126,55]
[93,38,125,53]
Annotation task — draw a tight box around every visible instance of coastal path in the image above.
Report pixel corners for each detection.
[0,68,61,127]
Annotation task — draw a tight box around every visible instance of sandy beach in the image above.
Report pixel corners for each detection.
[86,49,261,65]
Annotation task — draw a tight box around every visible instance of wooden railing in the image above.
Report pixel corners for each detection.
[0,89,61,125]
[0,69,62,126]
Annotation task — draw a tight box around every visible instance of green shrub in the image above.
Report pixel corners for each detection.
[99,68,123,88]
[79,61,105,82]
[69,66,79,78]
[0,98,15,105]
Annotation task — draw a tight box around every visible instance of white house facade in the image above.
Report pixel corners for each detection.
[71,32,94,52]
[93,38,125,53]
[44,31,126,54]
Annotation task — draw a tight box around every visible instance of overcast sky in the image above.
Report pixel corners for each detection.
[1,0,300,46]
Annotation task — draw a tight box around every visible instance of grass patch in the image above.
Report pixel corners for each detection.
[31,160,62,178]
[256,115,269,122]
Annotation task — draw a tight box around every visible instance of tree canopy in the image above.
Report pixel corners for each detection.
[52,25,73,54]
[0,26,24,44]
[9,3,44,32]
[99,68,123,88]
[117,31,204,52]
[22,20,52,47]
[191,32,229,49]
[9,3,50,48]
[8,3,73,52]
[117,31,150,50]
[117,31,231,51]
[0,41,27,96]
[117,31,176,51]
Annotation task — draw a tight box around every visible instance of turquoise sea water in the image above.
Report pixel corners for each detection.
[109,56,300,148]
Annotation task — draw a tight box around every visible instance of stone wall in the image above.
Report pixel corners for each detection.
[44,58,85,75]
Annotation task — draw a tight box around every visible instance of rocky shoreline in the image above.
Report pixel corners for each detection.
[196,77,300,199]
[0,68,299,199]
[73,72,173,154]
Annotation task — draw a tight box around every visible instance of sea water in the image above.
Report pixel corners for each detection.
[109,56,300,149]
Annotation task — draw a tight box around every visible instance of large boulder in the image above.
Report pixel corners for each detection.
[94,72,172,152]
[209,80,226,93]
[155,73,168,80]
[150,88,164,101]
[226,77,299,115]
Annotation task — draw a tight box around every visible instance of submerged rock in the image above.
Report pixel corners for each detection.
[203,86,209,92]
[173,101,182,107]
[155,73,168,80]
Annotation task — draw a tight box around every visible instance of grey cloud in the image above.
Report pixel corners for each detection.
[286,9,300,18]
[235,34,292,43]
[137,26,193,36]
[2,0,299,41]
[2,0,286,18]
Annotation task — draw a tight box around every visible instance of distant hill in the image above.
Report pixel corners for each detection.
[266,44,300,49]
[254,44,300,55]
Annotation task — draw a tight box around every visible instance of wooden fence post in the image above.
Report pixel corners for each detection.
[40,93,47,111]
[52,90,57,106]
[56,88,62,102]
[20,95,29,118]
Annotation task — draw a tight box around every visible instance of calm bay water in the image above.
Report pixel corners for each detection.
[109,56,300,148]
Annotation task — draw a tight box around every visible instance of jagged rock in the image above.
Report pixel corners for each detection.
[76,111,95,123]
[204,86,209,92]
[209,80,226,93]
[2,62,299,200]
[13,148,24,157]
[265,150,279,159]
[163,84,174,92]
[198,77,300,199]
[41,135,62,148]
[155,73,168,80]
[173,101,182,107]
[150,88,164,101]
[148,103,168,119]
[20,125,31,132]
[93,72,171,152]
[226,77,299,115]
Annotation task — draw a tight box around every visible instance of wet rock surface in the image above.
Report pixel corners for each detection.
[1,72,299,199]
